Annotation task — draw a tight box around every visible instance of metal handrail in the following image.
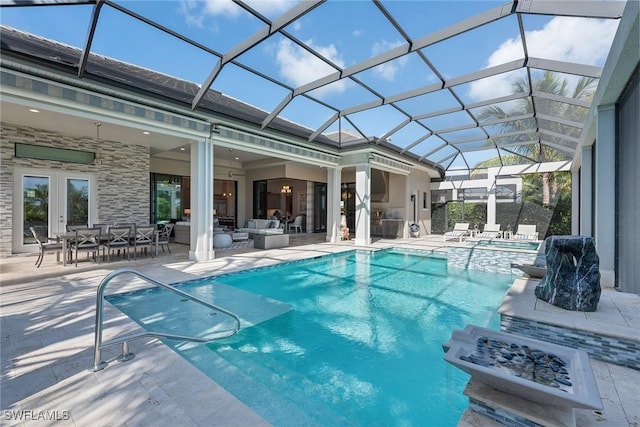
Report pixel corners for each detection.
[91,268,241,371]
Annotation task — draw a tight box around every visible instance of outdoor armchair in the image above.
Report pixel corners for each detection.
[71,227,102,267]
[133,226,156,259]
[29,225,63,268]
[104,226,131,262]
[157,223,174,254]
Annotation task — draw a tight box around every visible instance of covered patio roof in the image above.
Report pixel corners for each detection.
[0,0,625,173]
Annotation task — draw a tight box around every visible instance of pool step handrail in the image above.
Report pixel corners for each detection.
[91,268,241,372]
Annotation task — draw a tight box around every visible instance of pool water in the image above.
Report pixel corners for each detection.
[107,249,514,426]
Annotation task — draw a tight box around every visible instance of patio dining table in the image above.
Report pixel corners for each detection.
[56,229,159,267]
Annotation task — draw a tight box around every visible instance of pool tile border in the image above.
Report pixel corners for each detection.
[501,315,640,370]
[447,245,538,276]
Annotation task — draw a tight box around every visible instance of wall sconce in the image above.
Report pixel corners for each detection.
[212,209,217,216]
[281,184,292,194]
[184,208,191,217]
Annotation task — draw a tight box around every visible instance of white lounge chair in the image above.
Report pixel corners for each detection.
[476,223,501,239]
[443,223,470,242]
[514,224,539,241]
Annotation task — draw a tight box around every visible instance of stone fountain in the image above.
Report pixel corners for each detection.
[534,236,601,311]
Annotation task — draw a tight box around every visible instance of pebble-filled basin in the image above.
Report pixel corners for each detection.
[443,325,602,410]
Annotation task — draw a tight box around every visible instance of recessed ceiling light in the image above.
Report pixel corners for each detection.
[142,131,150,135]
[29,108,40,113]
[180,147,186,151]
[234,157,240,160]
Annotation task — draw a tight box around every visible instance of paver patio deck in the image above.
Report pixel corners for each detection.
[1,235,638,426]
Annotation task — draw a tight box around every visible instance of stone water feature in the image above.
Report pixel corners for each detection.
[534,236,601,312]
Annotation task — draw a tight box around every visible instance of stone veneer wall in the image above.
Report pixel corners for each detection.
[501,315,640,370]
[0,123,150,257]
[468,398,544,427]
[447,245,537,276]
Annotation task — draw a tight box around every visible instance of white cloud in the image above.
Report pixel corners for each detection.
[178,1,206,28]
[244,0,298,16]
[468,17,618,102]
[371,40,407,81]
[179,0,296,26]
[275,38,346,95]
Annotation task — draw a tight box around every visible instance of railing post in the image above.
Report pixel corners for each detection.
[90,268,241,372]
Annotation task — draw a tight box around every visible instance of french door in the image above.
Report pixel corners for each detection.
[13,168,97,253]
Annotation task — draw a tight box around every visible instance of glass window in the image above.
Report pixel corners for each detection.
[23,175,50,245]
[152,174,182,223]
[253,180,268,219]
[66,178,89,226]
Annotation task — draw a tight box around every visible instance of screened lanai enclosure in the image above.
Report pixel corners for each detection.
[0,0,624,172]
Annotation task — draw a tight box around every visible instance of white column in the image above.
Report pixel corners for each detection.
[306,181,313,233]
[571,168,580,235]
[580,145,593,236]
[326,167,341,243]
[355,163,371,246]
[486,169,497,225]
[594,105,616,285]
[189,138,214,261]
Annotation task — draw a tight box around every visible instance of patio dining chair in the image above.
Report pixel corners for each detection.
[104,226,131,262]
[29,225,63,268]
[157,223,174,254]
[71,227,102,267]
[133,225,156,259]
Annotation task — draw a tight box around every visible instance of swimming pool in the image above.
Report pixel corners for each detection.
[107,249,514,426]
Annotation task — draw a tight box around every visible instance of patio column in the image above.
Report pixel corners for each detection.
[189,138,214,261]
[326,166,342,243]
[595,104,616,285]
[355,162,371,246]
[571,168,580,235]
[486,168,497,225]
[580,145,593,236]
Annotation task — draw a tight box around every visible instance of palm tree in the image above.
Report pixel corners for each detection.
[475,71,596,206]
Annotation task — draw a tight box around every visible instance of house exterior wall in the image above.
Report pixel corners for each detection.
[0,122,150,257]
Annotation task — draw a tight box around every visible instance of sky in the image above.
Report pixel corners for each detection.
[0,0,622,171]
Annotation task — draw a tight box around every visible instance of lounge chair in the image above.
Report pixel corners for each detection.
[476,224,501,239]
[443,223,470,242]
[513,224,539,240]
